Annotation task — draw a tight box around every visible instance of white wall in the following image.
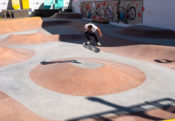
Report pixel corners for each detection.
[143,0,175,30]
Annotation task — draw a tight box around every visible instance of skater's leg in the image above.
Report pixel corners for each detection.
[90,32,101,46]
[90,32,99,42]
[85,32,91,44]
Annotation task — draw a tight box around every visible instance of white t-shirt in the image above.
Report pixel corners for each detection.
[84,23,98,32]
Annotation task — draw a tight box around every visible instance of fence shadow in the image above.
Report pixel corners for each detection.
[67,97,175,121]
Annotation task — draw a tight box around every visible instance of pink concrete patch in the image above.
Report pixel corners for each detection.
[0,17,43,34]
[30,58,146,96]
[0,46,34,66]
[0,91,52,121]
[4,32,59,44]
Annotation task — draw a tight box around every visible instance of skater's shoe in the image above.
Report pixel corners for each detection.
[97,42,101,46]
[83,41,90,45]
[87,41,90,44]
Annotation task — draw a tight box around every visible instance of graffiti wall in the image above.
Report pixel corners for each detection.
[80,0,143,24]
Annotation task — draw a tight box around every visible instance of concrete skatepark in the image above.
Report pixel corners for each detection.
[0,17,175,121]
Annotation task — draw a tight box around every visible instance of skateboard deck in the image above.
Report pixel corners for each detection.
[83,44,100,53]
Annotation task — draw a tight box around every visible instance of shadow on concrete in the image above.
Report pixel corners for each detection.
[50,13,82,19]
[113,25,175,47]
[59,34,86,44]
[117,26,175,39]
[41,19,87,44]
[41,19,142,47]
[67,97,175,121]
[42,20,72,28]
[40,60,81,65]
[154,59,175,64]
[41,19,175,47]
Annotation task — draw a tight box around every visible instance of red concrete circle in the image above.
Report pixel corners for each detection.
[30,58,146,96]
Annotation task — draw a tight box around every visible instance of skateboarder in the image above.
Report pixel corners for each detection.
[83,23,102,46]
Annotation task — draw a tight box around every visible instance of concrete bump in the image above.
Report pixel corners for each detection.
[30,58,146,96]
[0,46,35,66]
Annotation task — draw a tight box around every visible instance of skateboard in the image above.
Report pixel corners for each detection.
[83,43,100,53]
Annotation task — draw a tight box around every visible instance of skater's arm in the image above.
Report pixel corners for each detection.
[97,28,102,37]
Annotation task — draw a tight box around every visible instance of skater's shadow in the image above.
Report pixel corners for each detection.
[40,60,81,65]
[154,59,175,63]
